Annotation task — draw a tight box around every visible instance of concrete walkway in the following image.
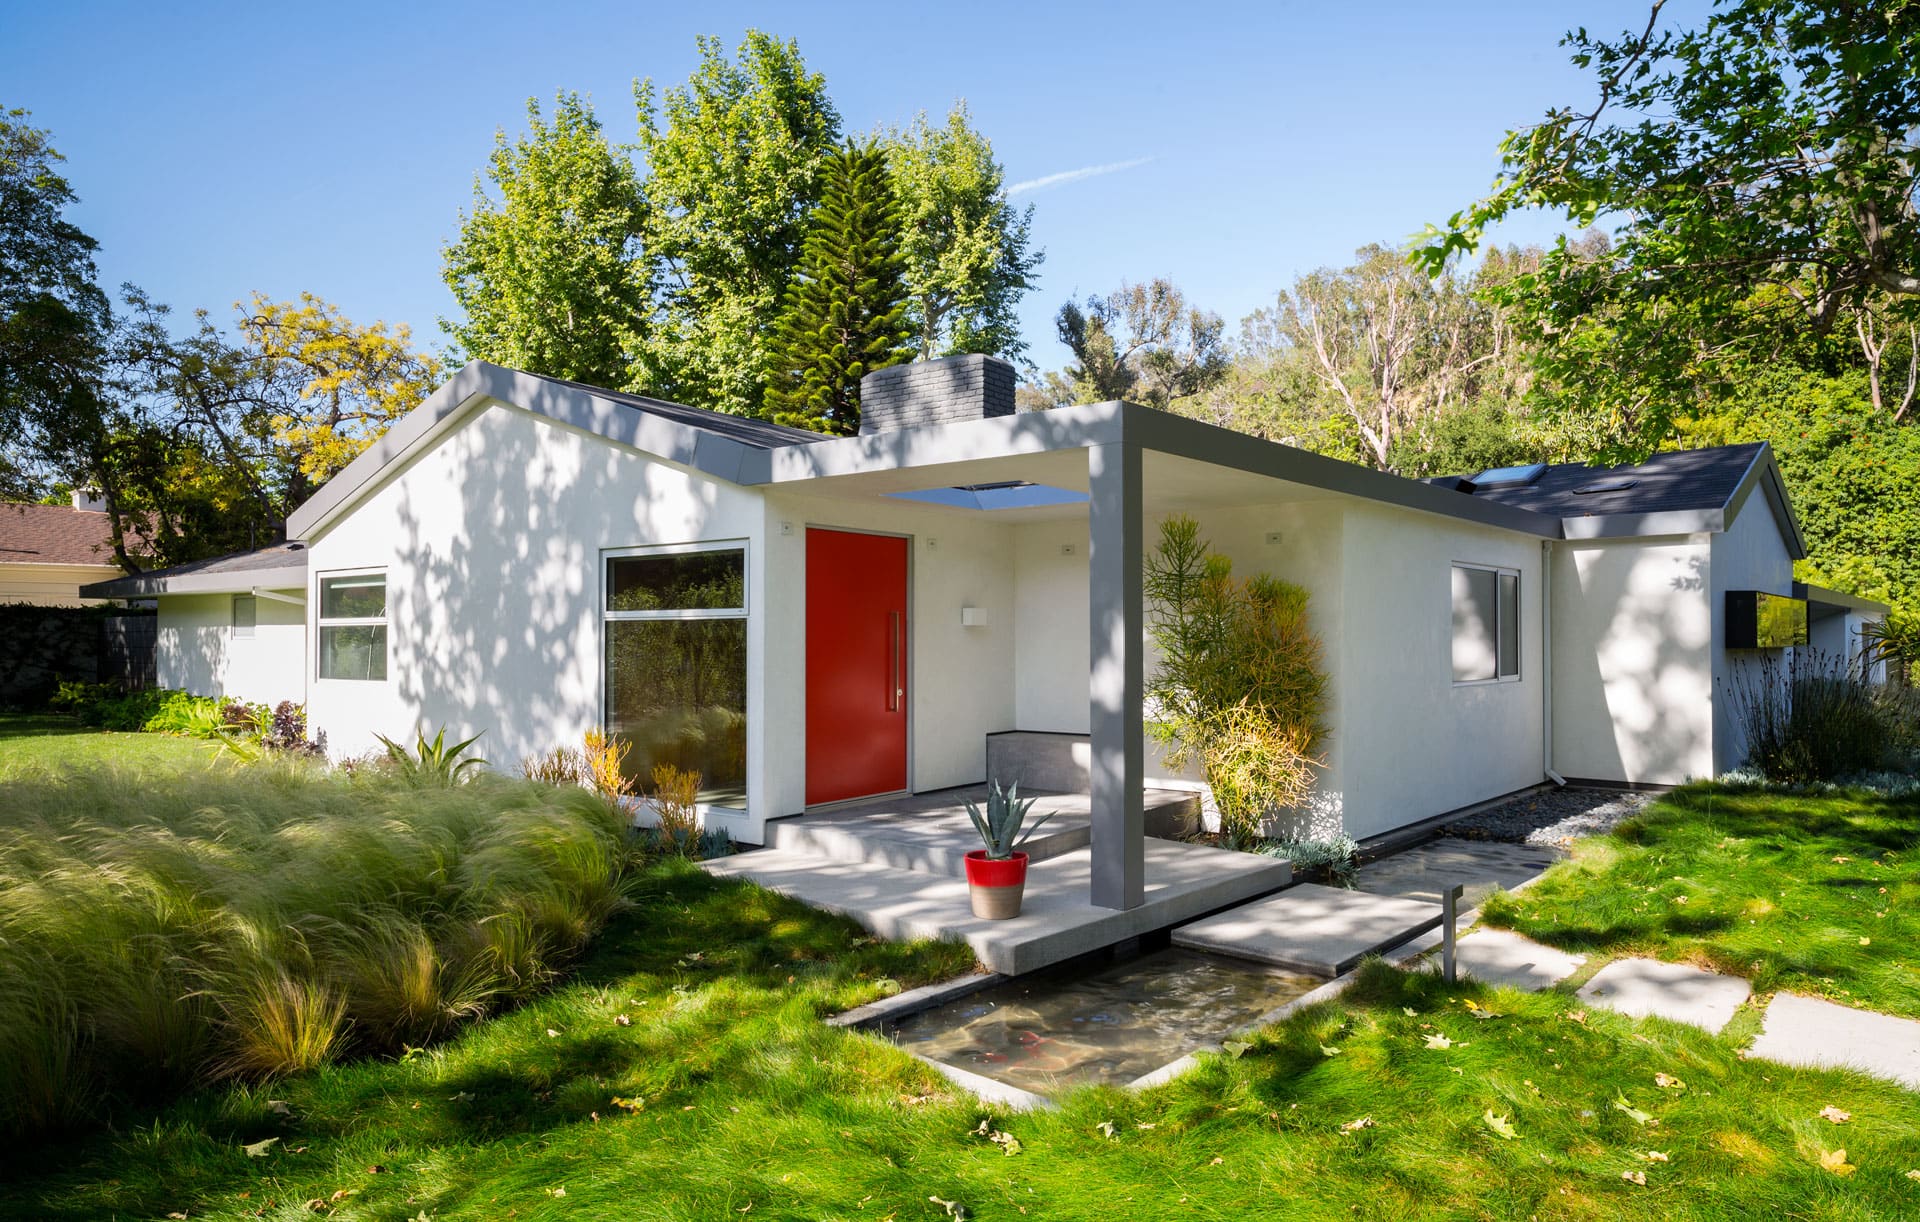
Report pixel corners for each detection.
[1172,884,1443,975]
[1435,932,1920,1093]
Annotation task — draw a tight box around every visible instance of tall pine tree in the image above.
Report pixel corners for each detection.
[764,141,913,434]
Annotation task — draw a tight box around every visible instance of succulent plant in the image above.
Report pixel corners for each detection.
[963,779,1053,860]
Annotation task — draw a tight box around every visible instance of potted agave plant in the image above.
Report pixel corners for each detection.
[962,780,1053,920]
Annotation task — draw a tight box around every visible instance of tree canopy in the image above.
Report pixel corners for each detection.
[1417,0,1920,452]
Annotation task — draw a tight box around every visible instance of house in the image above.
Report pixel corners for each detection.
[83,355,1884,915]
[0,493,130,606]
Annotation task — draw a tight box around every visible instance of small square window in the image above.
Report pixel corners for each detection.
[1452,564,1520,683]
[232,595,256,639]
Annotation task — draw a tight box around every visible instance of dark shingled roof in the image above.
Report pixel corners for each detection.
[1438,443,1767,518]
[523,372,829,448]
[79,542,308,598]
[0,503,123,567]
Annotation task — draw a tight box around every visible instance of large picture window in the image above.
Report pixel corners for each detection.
[318,572,387,680]
[1452,563,1520,683]
[604,544,747,806]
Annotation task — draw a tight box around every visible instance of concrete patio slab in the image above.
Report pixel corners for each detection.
[1354,839,1560,908]
[1576,958,1750,1032]
[763,786,1199,878]
[1454,928,1585,990]
[1747,993,1920,1090]
[1171,883,1443,975]
[703,838,1292,975]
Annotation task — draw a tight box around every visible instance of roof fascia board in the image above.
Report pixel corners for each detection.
[1718,443,1806,559]
[1793,580,1889,615]
[286,362,765,538]
[1560,509,1725,540]
[764,401,1124,483]
[1123,404,1563,538]
[79,563,308,599]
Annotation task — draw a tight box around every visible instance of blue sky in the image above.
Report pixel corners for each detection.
[3,1,1673,372]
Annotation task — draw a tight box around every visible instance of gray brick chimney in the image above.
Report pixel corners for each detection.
[858,354,1016,435]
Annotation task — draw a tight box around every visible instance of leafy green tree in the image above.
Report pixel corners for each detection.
[884,104,1041,360]
[0,107,112,503]
[1040,279,1226,409]
[763,141,913,435]
[441,93,650,388]
[1420,0,1920,452]
[636,32,841,415]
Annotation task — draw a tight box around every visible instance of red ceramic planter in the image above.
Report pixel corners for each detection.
[964,850,1029,919]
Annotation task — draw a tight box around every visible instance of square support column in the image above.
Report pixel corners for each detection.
[1088,439,1145,910]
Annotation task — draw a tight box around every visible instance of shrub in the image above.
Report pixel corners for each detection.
[1143,515,1330,842]
[647,762,701,854]
[375,726,487,786]
[1258,832,1360,885]
[0,760,633,1138]
[1725,649,1896,783]
[141,691,227,737]
[48,680,170,730]
[260,701,326,757]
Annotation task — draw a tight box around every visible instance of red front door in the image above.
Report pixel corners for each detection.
[806,528,909,805]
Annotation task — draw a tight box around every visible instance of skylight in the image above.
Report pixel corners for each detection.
[1470,463,1548,488]
[884,480,1091,511]
[1573,479,1639,495]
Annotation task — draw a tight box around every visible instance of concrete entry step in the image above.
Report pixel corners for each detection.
[703,838,1294,976]
[1172,883,1445,975]
[765,786,1199,878]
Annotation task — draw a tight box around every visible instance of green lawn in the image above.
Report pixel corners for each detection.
[0,709,219,772]
[5,730,1920,1219]
[1481,783,1920,1020]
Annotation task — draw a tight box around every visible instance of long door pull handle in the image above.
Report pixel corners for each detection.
[888,611,901,711]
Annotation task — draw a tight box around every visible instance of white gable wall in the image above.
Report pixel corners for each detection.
[303,400,769,828]
[1550,536,1713,784]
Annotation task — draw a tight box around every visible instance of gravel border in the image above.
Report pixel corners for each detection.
[1444,787,1657,849]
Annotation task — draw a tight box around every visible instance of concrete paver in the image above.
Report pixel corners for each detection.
[1172,883,1443,975]
[1454,928,1586,990]
[1576,957,1751,1032]
[1747,992,1920,1090]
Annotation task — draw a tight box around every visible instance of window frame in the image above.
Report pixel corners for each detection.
[1450,561,1522,686]
[599,539,752,811]
[601,540,750,623]
[231,594,257,639]
[315,567,389,682]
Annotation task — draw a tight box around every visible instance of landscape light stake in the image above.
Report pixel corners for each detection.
[1442,884,1464,983]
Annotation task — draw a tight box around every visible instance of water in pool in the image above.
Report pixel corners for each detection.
[879,947,1321,1093]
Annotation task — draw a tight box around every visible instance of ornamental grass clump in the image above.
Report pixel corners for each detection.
[0,756,636,1138]
[1144,514,1329,842]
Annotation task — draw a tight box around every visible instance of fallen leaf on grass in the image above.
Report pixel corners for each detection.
[1905,1169,1920,1180]
[1820,1148,1856,1177]
[545,1028,560,1038]
[264,1100,293,1116]
[1096,1121,1118,1140]
[1464,1002,1502,1020]
[1320,1044,1342,1057]
[548,1186,566,1197]
[1613,1095,1654,1126]
[1484,1111,1518,1140]
[611,1096,644,1113]
[242,1137,279,1158]
[1425,1033,1453,1050]
[1222,1040,1252,1059]
[1136,1122,1156,1130]
[614,1014,631,1027]
[971,1118,1022,1155]
[1654,1073,1685,1090]
[1820,1106,1852,1124]
[1340,1116,1375,1134]
[930,1195,969,1219]
[1621,1170,1646,1186]
[167,1214,188,1220]
[1402,1007,1418,1017]
[1861,937,1872,947]
[1638,1150,1671,1163]
[1566,1010,1588,1025]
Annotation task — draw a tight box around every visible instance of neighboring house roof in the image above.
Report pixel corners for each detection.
[0,502,126,568]
[1425,442,1804,558]
[281,359,1803,560]
[78,542,308,599]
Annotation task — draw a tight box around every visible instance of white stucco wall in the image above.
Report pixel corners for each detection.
[1334,503,1545,838]
[1011,520,1092,733]
[1709,493,1798,774]
[1550,536,1713,784]
[156,591,307,706]
[302,399,769,838]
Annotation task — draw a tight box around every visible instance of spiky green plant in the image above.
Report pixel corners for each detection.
[962,779,1052,860]
[374,726,487,786]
